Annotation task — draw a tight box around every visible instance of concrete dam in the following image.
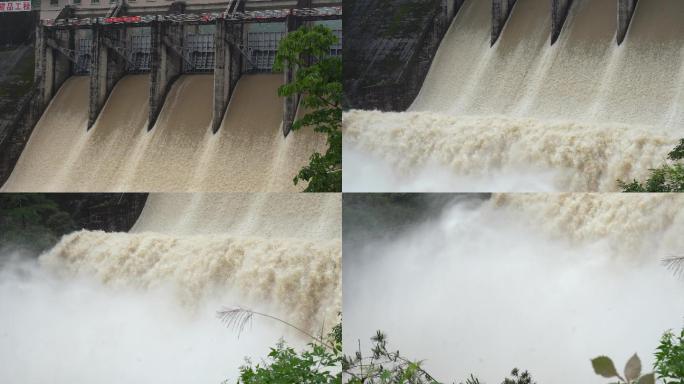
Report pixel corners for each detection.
[0,192,341,383]
[1,0,341,192]
[344,0,684,192]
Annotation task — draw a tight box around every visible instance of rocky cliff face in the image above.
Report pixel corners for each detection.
[343,0,453,111]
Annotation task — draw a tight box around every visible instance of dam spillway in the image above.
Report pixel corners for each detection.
[413,0,684,127]
[343,0,684,192]
[2,73,326,192]
[0,1,342,192]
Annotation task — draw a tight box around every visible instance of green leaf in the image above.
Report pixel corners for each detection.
[624,353,642,381]
[592,356,620,378]
[636,373,655,384]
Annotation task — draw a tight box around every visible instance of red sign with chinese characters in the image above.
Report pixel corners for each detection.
[103,15,142,24]
[0,1,32,12]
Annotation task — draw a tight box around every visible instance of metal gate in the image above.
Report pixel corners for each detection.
[330,28,342,56]
[127,34,151,72]
[74,37,92,74]
[183,33,215,72]
[246,31,285,72]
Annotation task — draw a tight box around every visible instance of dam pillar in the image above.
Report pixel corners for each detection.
[212,19,243,134]
[149,20,184,131]
[34,25,51,110]
[37,27,74,109]
[89,26,128,129]
[491,0,517,46]
[617,0,638,45]
[551,0,573,45]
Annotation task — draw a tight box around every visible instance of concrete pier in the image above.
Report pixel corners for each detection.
[212,19,243,133]
[551,0,573,45]
[491,0,517,46]
[149,20,184,131]
[38,27,74,110]
[617,0,638,45]
[89,26,127,129]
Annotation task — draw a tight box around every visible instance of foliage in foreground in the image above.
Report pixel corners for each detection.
[274,25,342,192]
[501,369,536,384]
[591,354,654,384]
[619,139,684,192]
[343,330,439,383]
[591,328,684,384]
[218,307,341,384]
[655,329,684,384]
[236,323,341,384]
[221,309,684,384]
[343,331,535,384]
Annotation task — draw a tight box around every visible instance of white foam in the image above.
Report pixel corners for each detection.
[344,194,684,384]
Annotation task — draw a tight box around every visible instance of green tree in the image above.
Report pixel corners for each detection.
[619,139,684,192]
[655,329,684,384]
[218,307,341,384]
[502,369,535,384]
[274,25,342,192]
[0,194,75,252]
[343,331,532,384]
[236,326,341,384]
[343,331,440,384]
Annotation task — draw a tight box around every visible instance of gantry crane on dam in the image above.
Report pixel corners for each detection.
[31,0,341,140]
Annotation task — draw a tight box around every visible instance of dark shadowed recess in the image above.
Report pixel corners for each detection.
[343,0,450,111]
[0,193,147,255]
[343,193,490,258]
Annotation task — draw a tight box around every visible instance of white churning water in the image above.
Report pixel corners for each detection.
[343,0,684,191]
[344,194,684,384]
[0,193,341,383]
[2,73,325,192]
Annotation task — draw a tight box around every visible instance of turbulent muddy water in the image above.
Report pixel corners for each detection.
[344,0,684,192]
[2,74,325,192]
[0,193,341,383]
[344,194,684,384]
